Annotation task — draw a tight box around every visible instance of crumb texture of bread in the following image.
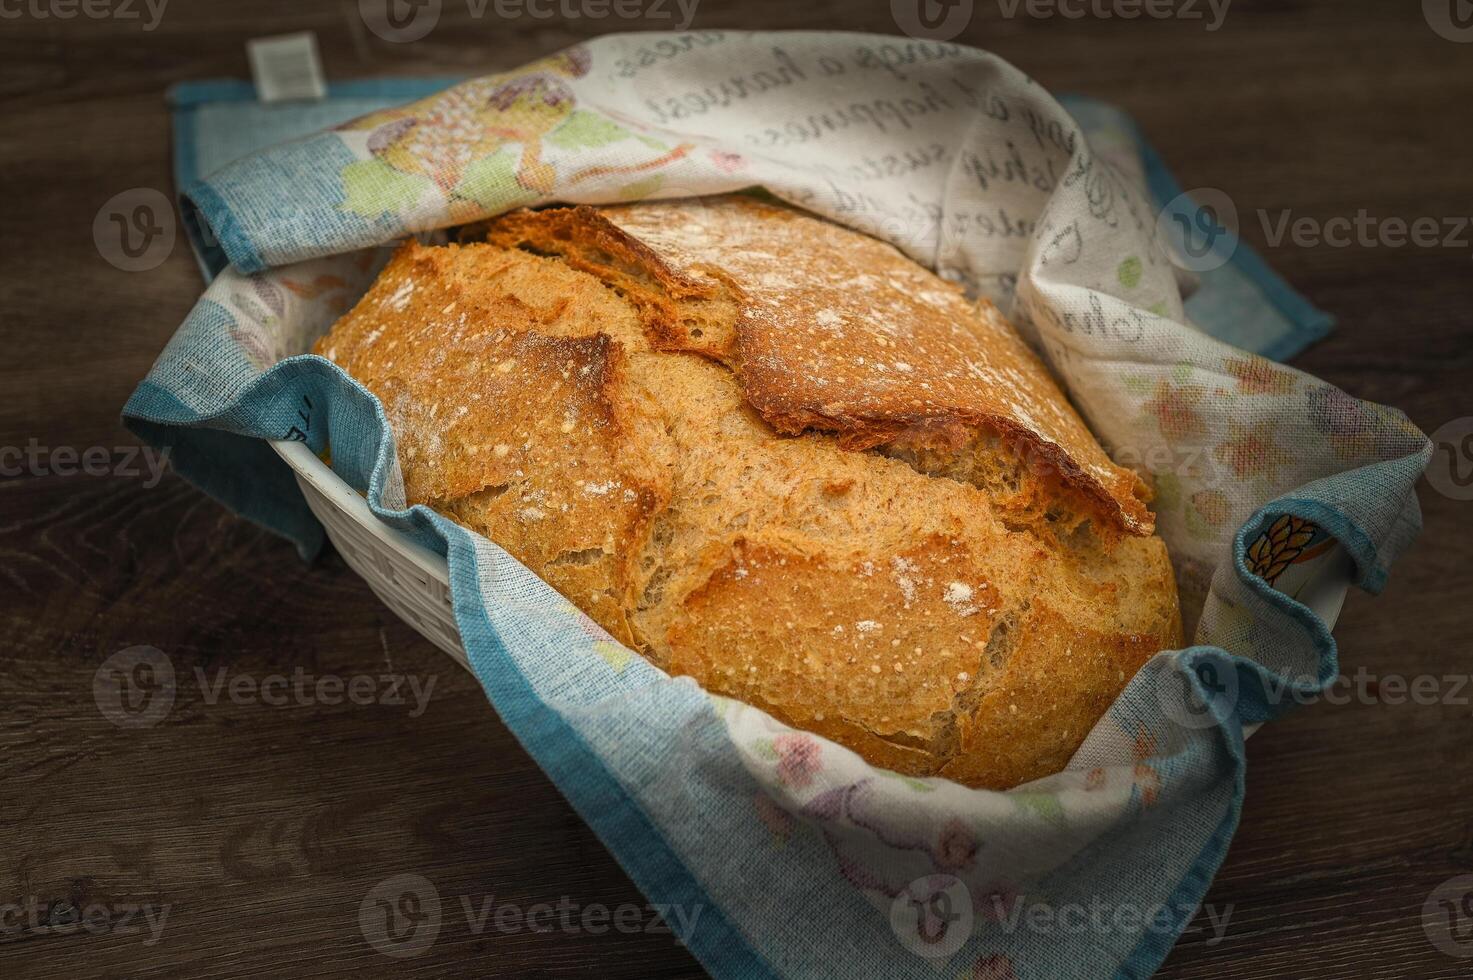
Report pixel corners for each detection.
[318,195,1182,790]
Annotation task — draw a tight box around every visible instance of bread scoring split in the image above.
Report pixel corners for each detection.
[317,194,1181,789]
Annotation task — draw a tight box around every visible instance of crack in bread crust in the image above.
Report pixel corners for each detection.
[475,199,1153,536]
[318,195,1182,789]
[470,205,744,362]
[596,196,1156,536]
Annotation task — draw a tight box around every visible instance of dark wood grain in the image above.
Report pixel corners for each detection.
[2,1,1470,977]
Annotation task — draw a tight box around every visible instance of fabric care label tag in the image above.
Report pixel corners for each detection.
[247,32,327,103]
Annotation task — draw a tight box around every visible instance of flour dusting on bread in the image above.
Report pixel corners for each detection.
[318,194,1181,790]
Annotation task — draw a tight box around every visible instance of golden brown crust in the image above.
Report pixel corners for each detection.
[938,598,1172,788]
[314,241,673,646]
[596,198,1155,536]
[475,205,742,360]
[318,195,1182,789]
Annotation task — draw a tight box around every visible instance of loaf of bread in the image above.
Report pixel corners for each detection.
[316,194,1181,789]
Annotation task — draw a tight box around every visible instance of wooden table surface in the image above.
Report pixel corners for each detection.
[3,1,1470,977]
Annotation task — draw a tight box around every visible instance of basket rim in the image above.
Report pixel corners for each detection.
[272,438,450,588]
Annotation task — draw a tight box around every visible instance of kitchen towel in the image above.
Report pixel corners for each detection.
[171,75,1332,361]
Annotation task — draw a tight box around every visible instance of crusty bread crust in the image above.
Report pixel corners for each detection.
[318,195,1181,789]
[484,197,1155,536]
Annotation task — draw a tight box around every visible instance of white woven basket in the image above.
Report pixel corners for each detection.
[271,439,1353,690]
[273,439,468,669]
